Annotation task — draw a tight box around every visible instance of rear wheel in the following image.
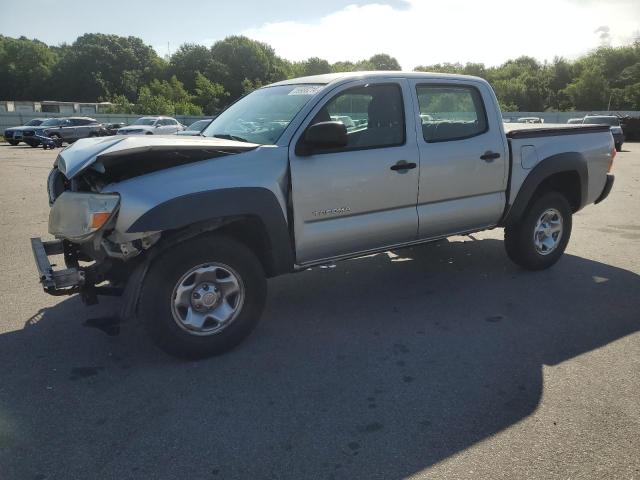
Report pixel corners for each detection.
[140,234,267,359]
[504,192,572,270]
[7,140,19,146]
[26,140,39,148]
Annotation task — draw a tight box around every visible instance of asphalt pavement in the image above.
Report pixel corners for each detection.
[0,142,638,480]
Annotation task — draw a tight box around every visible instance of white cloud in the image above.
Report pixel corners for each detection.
[242,0,640,69]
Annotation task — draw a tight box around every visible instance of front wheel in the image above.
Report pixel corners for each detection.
[7,140,19,146]
[139,234,267,359]
[504,192,572,271]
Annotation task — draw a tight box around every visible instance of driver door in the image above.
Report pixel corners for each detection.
[289,79,420,264]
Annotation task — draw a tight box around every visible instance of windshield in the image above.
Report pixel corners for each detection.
[132,118,157,126]
[187,119,211,131]
[40,118,63,126]
[583,116,620,126]
[202,84,324,144]
[26,119,44,126]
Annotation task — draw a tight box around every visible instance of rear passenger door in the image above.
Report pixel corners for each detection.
[70,118,90,139]
[289,80,420,264]
[57,119,76,141]
[409,80,508,239]
[157,119,179,134]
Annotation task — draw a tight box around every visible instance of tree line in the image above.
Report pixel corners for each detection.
[1,33,639,115]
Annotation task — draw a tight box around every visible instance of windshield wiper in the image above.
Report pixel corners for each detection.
[213,133,250,143]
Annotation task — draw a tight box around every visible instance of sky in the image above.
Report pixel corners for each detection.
[1,0,639,69]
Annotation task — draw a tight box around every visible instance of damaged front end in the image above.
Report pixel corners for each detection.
[31,186,160,304]
[32,136,255,305]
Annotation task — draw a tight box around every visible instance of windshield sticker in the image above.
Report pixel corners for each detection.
[288,86,323,96]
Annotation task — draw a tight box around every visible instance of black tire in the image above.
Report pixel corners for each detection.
[49,133,62,145]
[139,234,267,359]
[26,140,39,148]
[615,143,622,152]
[7,140,19,146]
[504,192,572,271]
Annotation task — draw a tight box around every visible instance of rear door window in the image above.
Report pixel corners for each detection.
[416,85,488,142]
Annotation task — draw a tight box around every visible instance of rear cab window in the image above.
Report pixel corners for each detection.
[416,85,488,142]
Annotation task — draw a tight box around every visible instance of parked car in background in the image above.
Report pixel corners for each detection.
[22,117,104,147]
[101,122,127,136]
[517,117,544,124]
[176,119,213,136]
[3,118,46,145]
[117,116,184,135]
[582,115,625,151]
[620,115,640,141]
[567,118,584,124]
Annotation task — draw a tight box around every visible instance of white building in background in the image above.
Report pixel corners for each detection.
[0,100,113,114]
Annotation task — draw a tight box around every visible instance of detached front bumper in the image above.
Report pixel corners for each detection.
[30,238,85,295]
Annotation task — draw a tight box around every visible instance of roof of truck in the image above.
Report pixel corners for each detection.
[270,71,486,86]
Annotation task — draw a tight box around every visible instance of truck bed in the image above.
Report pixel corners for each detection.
[504,123,610,138]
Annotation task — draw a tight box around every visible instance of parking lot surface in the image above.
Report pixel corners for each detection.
[0,143,638,480]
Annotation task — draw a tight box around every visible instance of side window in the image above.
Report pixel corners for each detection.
[416,85,487,142]
[71,119,89,126]
[310,83,405,151]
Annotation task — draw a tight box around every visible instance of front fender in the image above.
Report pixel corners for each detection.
[127,187,294,275]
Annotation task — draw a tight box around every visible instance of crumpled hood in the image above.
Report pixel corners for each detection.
[56,135,260,179]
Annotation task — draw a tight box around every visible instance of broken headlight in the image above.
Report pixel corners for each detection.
[48,192,120,241]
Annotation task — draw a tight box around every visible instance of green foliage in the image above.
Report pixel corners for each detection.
[134,86,175,115]
[48,33,165,102]
[367,54,401,71]
[563,65,609,110]
[210,36,287,99]
[287,57,331,78]
[241,78,263,95]
[101,94,134,114]
[193,72,228,114]
[415,42,640,111]
[0,35,58,100]
[1,34,639,114]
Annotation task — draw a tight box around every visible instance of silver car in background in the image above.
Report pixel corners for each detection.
[117,116,184,135]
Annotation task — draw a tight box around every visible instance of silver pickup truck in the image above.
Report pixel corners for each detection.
[31,72,616,358]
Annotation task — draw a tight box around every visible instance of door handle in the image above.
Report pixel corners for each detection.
[480,151,501,161]
[390,161,417,171]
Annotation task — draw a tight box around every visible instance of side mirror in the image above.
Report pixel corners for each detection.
[297,121,348,156]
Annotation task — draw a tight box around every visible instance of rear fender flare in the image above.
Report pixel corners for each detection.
[501,152,588,227]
